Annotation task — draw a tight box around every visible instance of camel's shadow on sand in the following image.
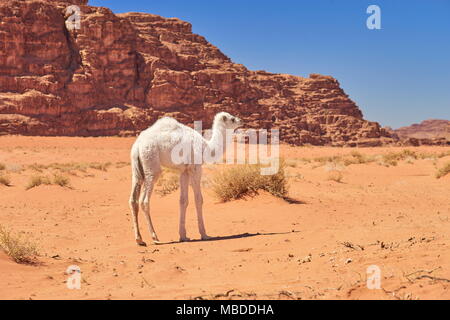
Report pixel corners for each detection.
[159,230,301,246]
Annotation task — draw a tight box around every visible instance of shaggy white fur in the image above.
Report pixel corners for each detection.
[129,112,242,245]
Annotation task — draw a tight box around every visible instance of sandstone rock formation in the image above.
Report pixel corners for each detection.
[0,0,395,146]
[388,119,449,146]
[395,119,450,140]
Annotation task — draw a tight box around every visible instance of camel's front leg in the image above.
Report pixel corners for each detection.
[190,168,211,241]
[179,171,190,242]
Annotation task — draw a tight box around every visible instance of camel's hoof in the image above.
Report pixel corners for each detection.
[136,239,147,247]
[180,237,191,243]
[201,235,213,241]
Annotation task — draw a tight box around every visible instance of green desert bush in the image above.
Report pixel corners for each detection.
[211,161,288,202]
[436,162,450,179]
[0,225,38,264]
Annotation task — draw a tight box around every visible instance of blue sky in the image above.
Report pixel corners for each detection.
[90,0,450,128]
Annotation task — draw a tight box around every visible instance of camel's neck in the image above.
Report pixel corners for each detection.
[206,122,229,156]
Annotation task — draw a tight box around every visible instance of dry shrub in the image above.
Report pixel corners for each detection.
[0,175,11,186]
[436,162,450,179]
[28,162,112,174]
[211,161,288,202]
[327,170,343,183]
[344,151,374,165]
[285,159,298,168]
[115,161,130,169]
[28,163,46,173]
[156,173,179,197]
[398,149,418,160]
[418,150,450,160]
[379,155,398,167]
[0,225,38,264]
[26,175,51,190]
[0,163,5,170]
[381,150,418,167]
[305,149,448,168]
[437,151,450,159]
[313,152,375,167]
[26,174,71,189]
[53,174,71,187]
[313,156,342,166]
[89,162,111,171]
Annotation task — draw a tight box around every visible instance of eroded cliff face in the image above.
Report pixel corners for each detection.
[0,0,394,146]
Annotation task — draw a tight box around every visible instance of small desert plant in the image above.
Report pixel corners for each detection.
[381,150,418,166]
[0,175,11,186]
[155,174,179,196]
[313,156,342,166]
[29,163,46,172]
[344,151,375,166]
[436,162,450,179]
[0,162,5,170]
[380,154,398,167]
[0,225,38,264]
[89,162,112,171]
[28,162,112,174]
[115,161,130,169]
[398,149,418,160]
[53,174,71,187]
[26,175,51,190]
[285,159,298,168]
[437,151,450,159]
[211,161,288,202]
[327,170,343,183]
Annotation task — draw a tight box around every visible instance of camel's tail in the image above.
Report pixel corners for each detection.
[131,143,145,183]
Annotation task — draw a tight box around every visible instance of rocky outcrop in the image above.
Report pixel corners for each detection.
[395,120,450,140]
[389,120,450,146]
[0,0,395,146]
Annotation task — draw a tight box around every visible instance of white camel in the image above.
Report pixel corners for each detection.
[129,112,243,246]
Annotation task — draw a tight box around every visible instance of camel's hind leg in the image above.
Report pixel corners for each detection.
[190,167,211,240]
[140,172,161,245]
[179,170,190,242]
[129,176,145,246]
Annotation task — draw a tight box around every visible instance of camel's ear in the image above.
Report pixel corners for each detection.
[222,115,227,122]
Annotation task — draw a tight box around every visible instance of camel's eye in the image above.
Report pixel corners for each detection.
[231,118,235,123]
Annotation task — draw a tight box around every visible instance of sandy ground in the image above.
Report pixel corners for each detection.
[0,136,449,300]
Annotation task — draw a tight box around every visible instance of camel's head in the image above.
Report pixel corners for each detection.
[215,112,243,131]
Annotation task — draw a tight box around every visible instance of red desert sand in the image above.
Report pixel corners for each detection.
[0,136,449,300]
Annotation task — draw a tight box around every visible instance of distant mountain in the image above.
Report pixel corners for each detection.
[395,119,450,140]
